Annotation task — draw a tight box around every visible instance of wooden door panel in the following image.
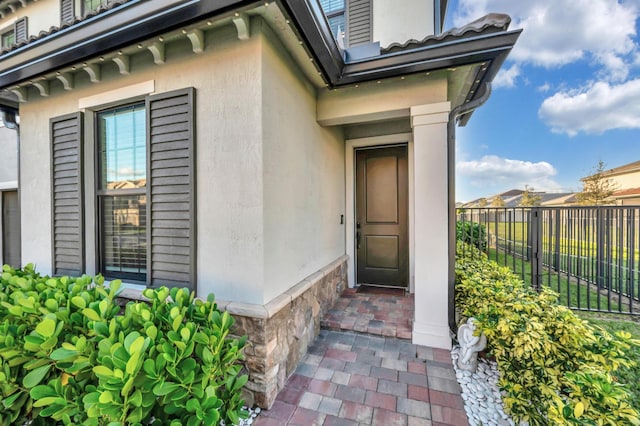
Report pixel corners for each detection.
[356,146,408,287]
[365,235,398,269]
[365,156,398,223]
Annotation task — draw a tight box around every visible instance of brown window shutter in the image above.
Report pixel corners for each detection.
[14,17,27,43]
[146,88,196,290]
[346,0,372,47]
[60,0,75,24]
[50,112,84,276]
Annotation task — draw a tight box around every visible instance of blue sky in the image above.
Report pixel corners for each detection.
[445,0,640,202]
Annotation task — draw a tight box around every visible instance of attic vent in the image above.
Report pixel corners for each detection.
[347,0,371,46]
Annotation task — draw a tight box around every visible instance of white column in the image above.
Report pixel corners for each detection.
[410,101,452,350]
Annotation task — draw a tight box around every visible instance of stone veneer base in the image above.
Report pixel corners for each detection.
[217,255,348,409]
[116,255,348,409]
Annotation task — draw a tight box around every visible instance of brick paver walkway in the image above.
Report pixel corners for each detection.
[320,287,414,339]
[255,330,469,426]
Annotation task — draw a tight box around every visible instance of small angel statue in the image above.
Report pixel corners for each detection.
[457,318,487,372]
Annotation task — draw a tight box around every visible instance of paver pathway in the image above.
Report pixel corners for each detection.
[321,287,414,340]
[255,329,469,426]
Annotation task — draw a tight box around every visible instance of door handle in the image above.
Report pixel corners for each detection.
[356,222,361,249]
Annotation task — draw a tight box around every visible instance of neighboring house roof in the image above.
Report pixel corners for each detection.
[540,193,577,206]
[612,187,640,198]
[498,189,524,197]
[0,0,521,114]
[604,160,640,177]
[581,159,640,181]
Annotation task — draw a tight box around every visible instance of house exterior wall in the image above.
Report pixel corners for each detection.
[609,170,640,190]
[372,0,435,48]
[19,18,345,307]
[261,24,345,304]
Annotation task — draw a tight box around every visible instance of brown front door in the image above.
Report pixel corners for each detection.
[355,145,408,287]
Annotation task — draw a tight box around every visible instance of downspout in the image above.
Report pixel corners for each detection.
[447,82,491,335]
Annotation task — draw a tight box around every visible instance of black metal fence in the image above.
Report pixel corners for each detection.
[457,206,640,316]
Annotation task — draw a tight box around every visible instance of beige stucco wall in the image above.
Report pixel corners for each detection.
[610,170,640,190]
[372,0,435,48]
[20,24,266,303]
[260,24,345,304]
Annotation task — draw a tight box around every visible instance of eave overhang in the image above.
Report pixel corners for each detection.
[0,0,520,117]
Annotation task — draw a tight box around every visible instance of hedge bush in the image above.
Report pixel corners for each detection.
[0,264,248,426]
[456,221,487,251]
[455,243,640,426]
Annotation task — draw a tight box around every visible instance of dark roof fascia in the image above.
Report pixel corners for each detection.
[338,29,521,86]
[281,0,521,107]
[0,0,260,89]
[278,0,344,85]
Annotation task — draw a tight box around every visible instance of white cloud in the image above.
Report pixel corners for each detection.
[492,64,520,89]
[537,82,551,93]
[454,0,638,80]
[538,79,640,136]
[457,155,562,192]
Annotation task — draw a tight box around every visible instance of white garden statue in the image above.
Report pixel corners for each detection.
[457,317,487,372]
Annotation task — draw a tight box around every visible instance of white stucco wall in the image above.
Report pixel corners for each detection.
[372,0,434,48]
[0,126,18,187]
[260,25,345,304]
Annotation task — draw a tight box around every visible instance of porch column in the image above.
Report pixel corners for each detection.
[410,101,452,350]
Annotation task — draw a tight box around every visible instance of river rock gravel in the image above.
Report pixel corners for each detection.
[451,345,517,426]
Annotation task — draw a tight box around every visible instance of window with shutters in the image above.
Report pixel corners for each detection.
[51,87,195,287]
[96,103,147,282]
[320,0,345,40]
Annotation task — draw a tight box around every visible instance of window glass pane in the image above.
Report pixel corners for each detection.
[98,104,146,189]
[1,31,15,48]
[101,194,147,277]
[320,0,345,14]
[328,15,345,37]
[84,0,102,13]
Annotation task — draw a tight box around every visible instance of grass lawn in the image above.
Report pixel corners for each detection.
[487,248,624,312]
[577,312,640,409]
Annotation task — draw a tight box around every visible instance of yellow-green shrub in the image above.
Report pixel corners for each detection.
[455,243,640,425]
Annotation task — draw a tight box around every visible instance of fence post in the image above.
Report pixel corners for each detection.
[554,209,561,271]
[596,207,604,289]
[530,207,542,291]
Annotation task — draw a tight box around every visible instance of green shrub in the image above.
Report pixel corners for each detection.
[455,243,640,426]
[0,264,248,426]
[456,221,487,251]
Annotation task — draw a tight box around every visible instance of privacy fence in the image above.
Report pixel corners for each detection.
[457,206,640,316]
